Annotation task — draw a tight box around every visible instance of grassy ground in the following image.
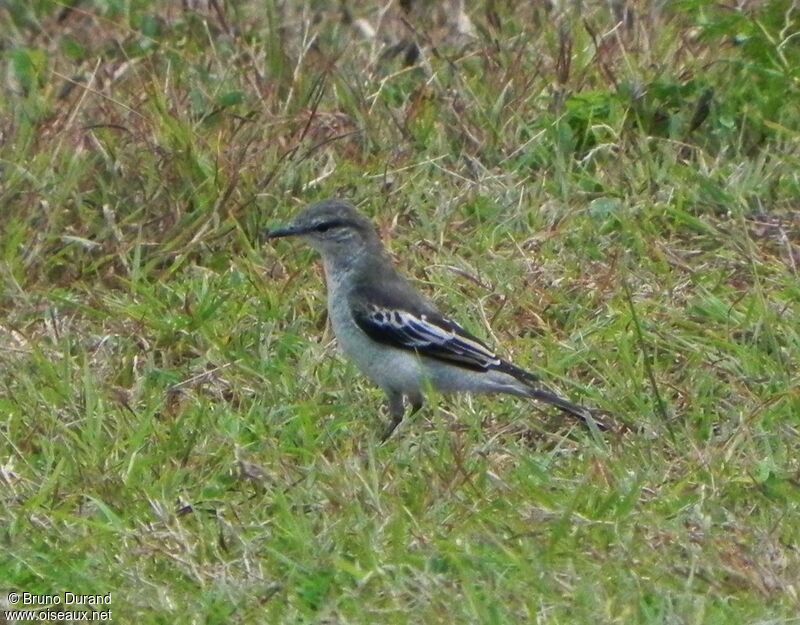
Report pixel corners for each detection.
[2,1,799,623]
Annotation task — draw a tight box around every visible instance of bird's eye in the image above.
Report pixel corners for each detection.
[315,223,332,233]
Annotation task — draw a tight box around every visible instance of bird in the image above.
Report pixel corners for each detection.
[265,199,598,440]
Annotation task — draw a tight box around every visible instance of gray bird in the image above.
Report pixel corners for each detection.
[266,199,597,439]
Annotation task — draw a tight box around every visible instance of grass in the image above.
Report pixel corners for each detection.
[1,0,799,623]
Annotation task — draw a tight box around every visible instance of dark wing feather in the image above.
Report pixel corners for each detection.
[348,283,502,371]
[349,280,596,429]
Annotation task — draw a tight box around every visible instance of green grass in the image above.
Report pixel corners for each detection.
[1,1,799,623]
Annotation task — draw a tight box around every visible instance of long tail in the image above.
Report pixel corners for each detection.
[496,361,600,429]
[526,386,595,425]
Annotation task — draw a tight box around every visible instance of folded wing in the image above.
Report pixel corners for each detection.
[349,284,502,371]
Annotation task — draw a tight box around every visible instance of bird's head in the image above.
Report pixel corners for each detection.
[265,199,381,260]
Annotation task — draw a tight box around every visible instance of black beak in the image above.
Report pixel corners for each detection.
[264,224,304,240]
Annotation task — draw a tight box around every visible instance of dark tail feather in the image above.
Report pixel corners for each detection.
[497,361,602,430]
[528,386,607,433]
[527,387,594,424]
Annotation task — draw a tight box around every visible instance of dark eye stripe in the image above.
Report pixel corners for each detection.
[313,219,354,233]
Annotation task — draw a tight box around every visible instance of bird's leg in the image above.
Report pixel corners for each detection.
[381,392,406,441]
[408,393,424,417]
[381,393,424,441]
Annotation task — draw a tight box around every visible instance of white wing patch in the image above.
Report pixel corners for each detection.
[366,305,502,369]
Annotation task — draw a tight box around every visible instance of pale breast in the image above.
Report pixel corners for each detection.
[324,269,425,395]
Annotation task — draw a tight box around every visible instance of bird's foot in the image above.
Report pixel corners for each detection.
[380,413,404,442]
